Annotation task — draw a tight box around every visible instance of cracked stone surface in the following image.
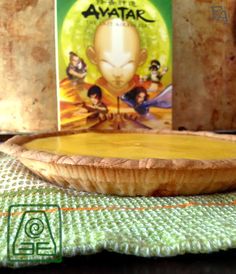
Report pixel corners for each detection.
[0,0,57,133]
[173,0,236,131]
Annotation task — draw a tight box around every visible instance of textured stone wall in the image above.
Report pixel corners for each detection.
[173,0,236,131]
[0,0,57,133]
[0,0,235,133]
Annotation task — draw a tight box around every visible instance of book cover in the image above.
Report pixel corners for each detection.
[56,0,173,131]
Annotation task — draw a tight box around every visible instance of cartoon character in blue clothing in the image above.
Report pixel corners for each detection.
[120,85,172,116]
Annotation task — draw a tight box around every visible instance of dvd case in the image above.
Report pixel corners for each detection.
[56,0,173,131]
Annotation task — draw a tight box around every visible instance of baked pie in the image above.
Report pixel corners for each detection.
[1,130,236,196]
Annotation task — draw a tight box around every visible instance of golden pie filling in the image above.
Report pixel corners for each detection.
[23,133,236,160]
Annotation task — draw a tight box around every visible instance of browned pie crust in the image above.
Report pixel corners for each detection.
[1,129,236,197]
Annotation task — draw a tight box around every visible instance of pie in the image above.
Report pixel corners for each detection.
[1,129,236,197]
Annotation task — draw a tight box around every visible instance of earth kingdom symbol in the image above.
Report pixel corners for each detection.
[211,5,229,23]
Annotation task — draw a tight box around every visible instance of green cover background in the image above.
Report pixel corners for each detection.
[56,0,172,79]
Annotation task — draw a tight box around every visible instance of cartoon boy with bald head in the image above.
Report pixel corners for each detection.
[87,18,147,100]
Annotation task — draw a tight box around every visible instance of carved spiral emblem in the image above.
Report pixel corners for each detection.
[25,218,44,238]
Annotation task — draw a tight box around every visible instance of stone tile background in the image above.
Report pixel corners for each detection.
[0,0,236,133]
[0,0,57,133]
[173,0,236,131]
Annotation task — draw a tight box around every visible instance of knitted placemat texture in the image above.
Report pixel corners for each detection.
[0,152,236,268]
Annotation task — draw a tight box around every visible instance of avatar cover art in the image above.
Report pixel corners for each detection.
[56,0,172,130]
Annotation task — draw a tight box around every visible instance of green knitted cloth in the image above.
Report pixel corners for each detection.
[1,152,236,268]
